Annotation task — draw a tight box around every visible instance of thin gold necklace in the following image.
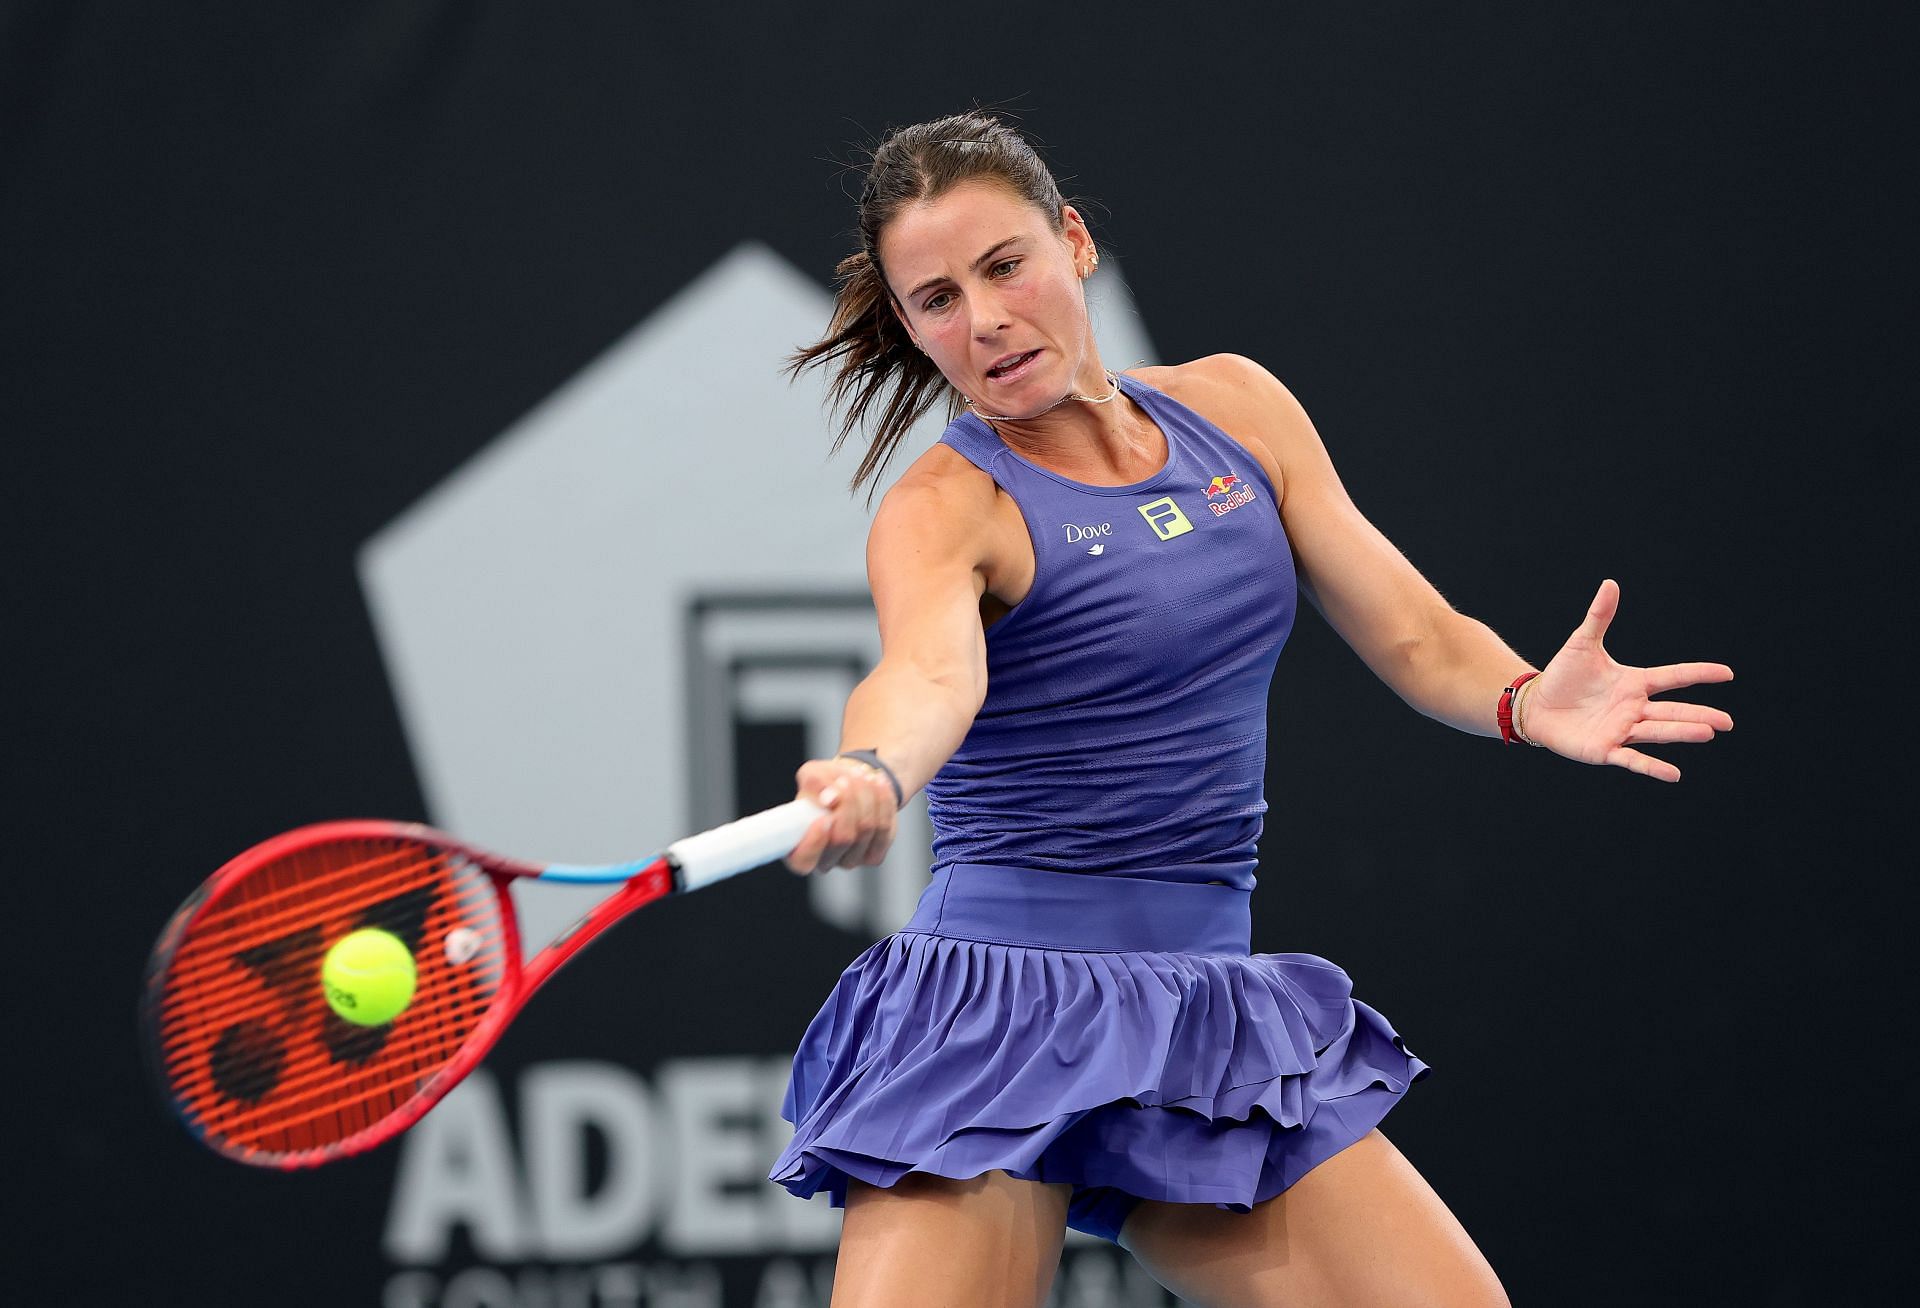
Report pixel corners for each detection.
[964,370,1121,423]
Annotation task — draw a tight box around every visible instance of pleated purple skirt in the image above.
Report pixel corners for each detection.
[768,863,1430,1243]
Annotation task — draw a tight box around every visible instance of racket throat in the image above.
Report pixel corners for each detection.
[520,858,677,995]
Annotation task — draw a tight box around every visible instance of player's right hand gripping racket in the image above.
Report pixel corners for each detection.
[143,800,822,1170]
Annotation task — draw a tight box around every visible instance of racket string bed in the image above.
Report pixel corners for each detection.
[144,799,820,1168]
[150,835,510,1163]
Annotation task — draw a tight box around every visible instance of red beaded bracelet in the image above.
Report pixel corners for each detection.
[1497,672,1540,745]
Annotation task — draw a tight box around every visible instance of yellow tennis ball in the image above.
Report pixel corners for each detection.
[322,928,417,1026]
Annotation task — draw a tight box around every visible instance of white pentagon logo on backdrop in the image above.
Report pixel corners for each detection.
[359,241,1155,948]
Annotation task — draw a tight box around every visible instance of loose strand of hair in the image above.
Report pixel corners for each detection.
[788,250,951,499]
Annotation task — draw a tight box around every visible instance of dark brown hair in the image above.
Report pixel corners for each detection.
[790,112,1068,494]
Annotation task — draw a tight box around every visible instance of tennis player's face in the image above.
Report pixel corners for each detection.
[880,180,1096,416]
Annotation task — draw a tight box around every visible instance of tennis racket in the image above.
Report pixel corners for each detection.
[143,799,822,1170]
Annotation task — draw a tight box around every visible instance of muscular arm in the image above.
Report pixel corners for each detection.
[1174,355,1533,737]
[786,458,1001,872]
[837,475,992,795]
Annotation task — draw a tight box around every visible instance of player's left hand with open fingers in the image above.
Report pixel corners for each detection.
[1522,578,1735,783]
[784,757,899,874]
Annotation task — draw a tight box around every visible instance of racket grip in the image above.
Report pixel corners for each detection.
[668,798,826,891]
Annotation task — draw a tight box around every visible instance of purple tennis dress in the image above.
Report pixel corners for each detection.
[768,372,1430,1242]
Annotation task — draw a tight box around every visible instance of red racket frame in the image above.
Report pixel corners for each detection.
[144,820,676,1170]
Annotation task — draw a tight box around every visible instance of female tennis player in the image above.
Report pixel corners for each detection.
[767,112,1733,1308]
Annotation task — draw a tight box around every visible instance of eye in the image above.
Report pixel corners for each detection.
[990,258,1021,278]
[923,291,954,312]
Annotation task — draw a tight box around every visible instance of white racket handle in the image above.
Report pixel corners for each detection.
[668,798,827,891]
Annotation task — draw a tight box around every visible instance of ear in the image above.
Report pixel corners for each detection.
[1060,204,1095,265]
[885,291,926,354]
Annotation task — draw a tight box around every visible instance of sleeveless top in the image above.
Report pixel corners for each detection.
[923,372,1298,891]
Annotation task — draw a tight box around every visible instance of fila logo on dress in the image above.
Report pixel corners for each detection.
[1136,497,1193,541]
[1135,473,1258,544]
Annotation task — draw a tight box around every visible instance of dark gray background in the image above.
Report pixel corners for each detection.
[6,2,1906,1302]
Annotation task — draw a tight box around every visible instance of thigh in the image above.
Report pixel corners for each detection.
[832,1169,1072,1308]
[1118,1130,1510,1308]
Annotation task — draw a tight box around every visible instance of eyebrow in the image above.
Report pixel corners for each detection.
[905,236,1025,302]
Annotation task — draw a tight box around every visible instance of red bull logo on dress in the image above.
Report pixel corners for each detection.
[1204,471,1258,517]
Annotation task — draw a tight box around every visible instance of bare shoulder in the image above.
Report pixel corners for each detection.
[1132,352,1280,397]
[872,443,1000,546]
[1132,354,1300,431]
[867,442,1026,599]
[1127,355,1311,499]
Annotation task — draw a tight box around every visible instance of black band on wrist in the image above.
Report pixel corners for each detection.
[837,749,904,809]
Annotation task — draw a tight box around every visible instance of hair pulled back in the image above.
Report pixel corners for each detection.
[790,112,1068,494]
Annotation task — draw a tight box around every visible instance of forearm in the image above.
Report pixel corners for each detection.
[835,659,982,800]
[1392,612,1536,738]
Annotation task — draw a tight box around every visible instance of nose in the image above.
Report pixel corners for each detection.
[970,287,1010,340]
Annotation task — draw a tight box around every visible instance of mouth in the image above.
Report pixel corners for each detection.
[985,349,1042,382]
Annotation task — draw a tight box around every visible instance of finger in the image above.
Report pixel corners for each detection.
[818,783,877,869]
[841,775,899,868]
[1639,699,1734,732]
[844,772,894,852]
[794,758,855,803]
[844,812,899,869]
[854,766,899,813]
[822,792,896,870]
[836,766,890,815]
[782,813,836,874]
[1644,662,1735,694]
[1606,745,1680,782]
[842,833,888,870]
[1576,578,1620,640]
[1621,719,1718,746]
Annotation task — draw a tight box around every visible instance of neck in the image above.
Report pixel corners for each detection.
[967,368,1118,421]
[973,371,1164,483]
